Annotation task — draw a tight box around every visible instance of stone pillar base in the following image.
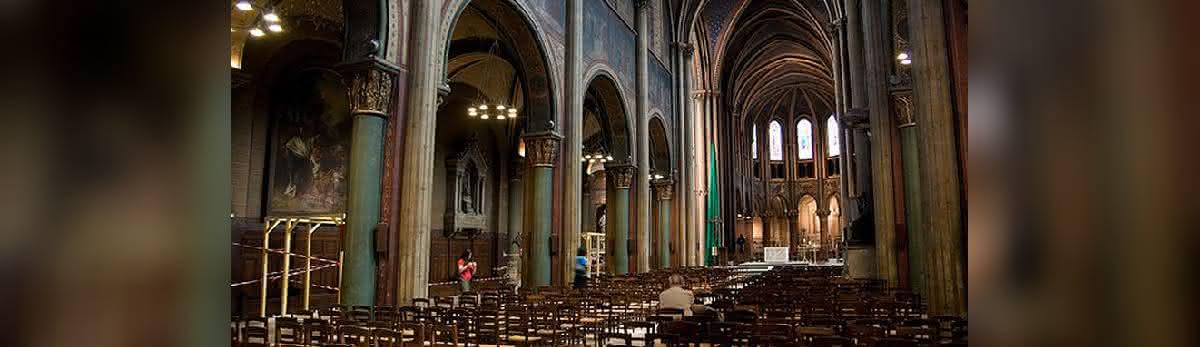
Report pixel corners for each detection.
[846,243,877,279]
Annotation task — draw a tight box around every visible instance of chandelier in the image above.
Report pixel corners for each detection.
[467,41,518,121]
[233,0,285,38]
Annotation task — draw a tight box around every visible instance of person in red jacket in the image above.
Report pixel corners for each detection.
[457,249,477,293]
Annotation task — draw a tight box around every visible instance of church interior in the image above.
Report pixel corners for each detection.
[230,0,967,345]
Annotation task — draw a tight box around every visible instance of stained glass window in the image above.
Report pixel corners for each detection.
[751,124,758,159]
[827,115,841,157]
[797,119,813,160]
[768,121,783,161]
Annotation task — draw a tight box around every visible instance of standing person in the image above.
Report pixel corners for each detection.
[573,247,589,288]
[457,249,477,293]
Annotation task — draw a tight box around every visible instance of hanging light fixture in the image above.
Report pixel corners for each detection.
[581,145,613,163]
[467,41,518,121]
[236,0,253,11]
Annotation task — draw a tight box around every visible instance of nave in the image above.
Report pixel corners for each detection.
[232,265,967,346]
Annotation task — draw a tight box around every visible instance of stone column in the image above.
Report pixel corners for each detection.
[653,179,674,269]
[507,159,525,277]
[818,208,831,260]
[787,210,800,256]
[862,0,899,286]
[909,0,965,316]
[633,0,651,273]
[561,0,584,286]
[395,0,439,305]
[895,91,926,295]
[339,57,398,307]
[677,42,695,269]
[606,164,636,274]
[523,132,561,287]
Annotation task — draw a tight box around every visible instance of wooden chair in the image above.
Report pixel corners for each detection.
[412,298,431,308]
[337,325,372,346]
[748,323,793,347]
[474,308,503,345]
[726,309,759,324]
[372,328,402,347]
[845,324,884,346]
[708,321,750,346]
[241,325,268,347]
[658,320,702,346]
[396,322,426,346]
[429,323,460,346]
[349,306,373,322]
[504,305,544,346]
[273,317,304,346]
[875,337,918,347]
[303,319,334,345]
[374,306,399,324]
[398,306,422,322]
[809,335,853,347]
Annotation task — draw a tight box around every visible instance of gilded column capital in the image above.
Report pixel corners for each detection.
[653,179,675,200]
[607,164,637,190]
[339,56,400,118]
[523,132,562,168]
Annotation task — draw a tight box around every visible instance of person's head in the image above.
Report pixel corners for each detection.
[668,274,686,288]
[577,247,586,257]
[460,249,472,261]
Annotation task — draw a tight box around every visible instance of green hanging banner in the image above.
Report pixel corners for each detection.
[705,146,720,266]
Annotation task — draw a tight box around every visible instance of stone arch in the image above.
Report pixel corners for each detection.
[440,0,557,132]
[648,114,672,176]
[582,69,634,164]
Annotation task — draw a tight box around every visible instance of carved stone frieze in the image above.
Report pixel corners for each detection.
[340,56,399,118]
[523,132,561,168]
[607,165,637,190]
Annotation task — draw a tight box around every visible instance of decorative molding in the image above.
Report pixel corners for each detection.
[607,165,637,189]
[339,56,399,118]
[891,91,916,128]
[843,108,870,129]
[653,179,675,200]
[523,132,562,168]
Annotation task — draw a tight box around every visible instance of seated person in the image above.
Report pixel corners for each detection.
[658,274,695,316]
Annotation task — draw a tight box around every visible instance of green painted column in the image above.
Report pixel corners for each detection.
[339,58,398,307]
[607,165,636,274]
[523,133,560,287]
[896,99,927,297]
[653,179,674,269]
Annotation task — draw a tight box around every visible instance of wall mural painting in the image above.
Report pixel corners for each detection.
[648,0,668,65]
[649,58,673,124]
[526,0,565,37]
[585,0,637,102]
[267,68,352,215]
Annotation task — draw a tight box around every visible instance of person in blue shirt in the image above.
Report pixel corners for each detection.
[573,247,588,288]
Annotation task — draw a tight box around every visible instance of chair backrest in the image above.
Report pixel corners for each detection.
[809,335,853,347]
[241,325,268,347]
[274,317,303,344]
[395,322,427,347]
[429,323,459,346]
[658,320,702,342]
[726,309,758,323]
[753,323,793,339]
[338,325,372,346]
[304,320,334,345]
[412,298,430,308]
[876,337,919,347]
[371,328,402,347]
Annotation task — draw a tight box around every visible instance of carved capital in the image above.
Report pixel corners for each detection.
[523,132,561,168]
[633,0,649,10]
[653,179,675,200]
[675,42,694,57]
[607,165,637,190]
[437,81,452,108]
[339,57,399,118]
[891,91,916,128]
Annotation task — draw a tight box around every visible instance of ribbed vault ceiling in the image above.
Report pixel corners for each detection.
[714,0,834,123]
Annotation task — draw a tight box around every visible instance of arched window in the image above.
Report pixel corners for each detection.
[751,124,758,160]
[797,119,813,160]
[826,115,841,176]
[827,115,841,157]
[768,120,783,161]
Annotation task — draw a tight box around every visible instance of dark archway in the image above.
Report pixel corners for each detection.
[583,73,633,164]
[649,116,672,177]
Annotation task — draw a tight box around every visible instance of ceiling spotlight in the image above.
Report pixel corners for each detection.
[900,59,912,65]
[249,27,265,37]
[497,115,507,120]
[236,0,253,11]
[263,11,280,22]
[481,114,489,120]
[896,52,909,60]
[268,24,283,32]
